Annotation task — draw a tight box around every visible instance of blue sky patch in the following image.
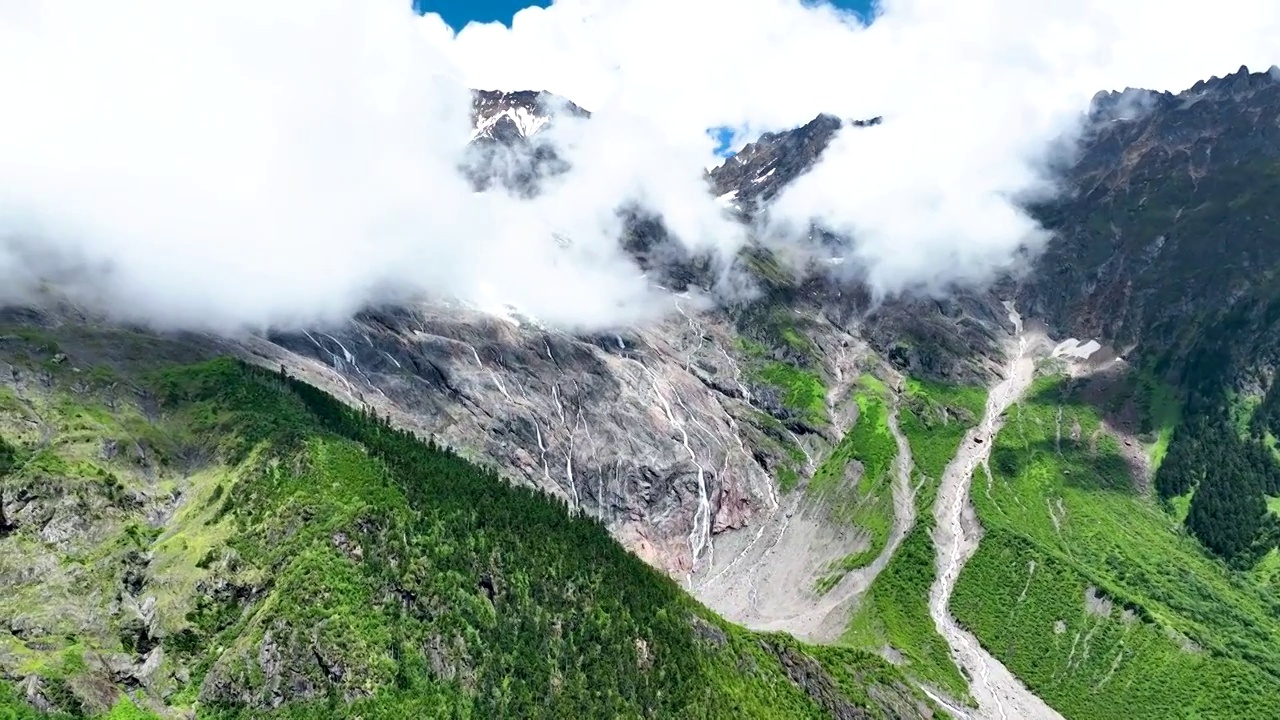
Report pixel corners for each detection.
[414,0,550,29]
[418,0,876,31]
[707,126,740,158]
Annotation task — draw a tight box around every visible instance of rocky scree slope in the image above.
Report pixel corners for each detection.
[0,324,937,718]
[201,99,1029,720]
[243,95,1013,624]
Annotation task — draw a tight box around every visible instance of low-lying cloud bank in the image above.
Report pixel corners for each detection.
[0,0,1277,332]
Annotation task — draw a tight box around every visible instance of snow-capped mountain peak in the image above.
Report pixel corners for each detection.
[470,89,590,143]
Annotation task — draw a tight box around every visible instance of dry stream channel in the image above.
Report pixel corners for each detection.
[926,306,1062,720]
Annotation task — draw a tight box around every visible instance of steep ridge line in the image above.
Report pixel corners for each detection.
[927,305,1062,720]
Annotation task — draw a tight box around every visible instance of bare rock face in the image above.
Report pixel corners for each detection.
[707,113,847,217]
[222,272,1008,599]
[1019,65,1280,362]
[239,301,784,581]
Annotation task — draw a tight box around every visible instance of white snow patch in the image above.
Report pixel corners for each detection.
[715,190,743,212]
[1052,338,1102,361]
[751,168,777,184]
[468,282,544,328]
[470,105,552,141]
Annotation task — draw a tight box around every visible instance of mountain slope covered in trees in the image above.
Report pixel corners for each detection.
[953,372,1280,719]
[0,327,934,718]
[1022,66,1280,568]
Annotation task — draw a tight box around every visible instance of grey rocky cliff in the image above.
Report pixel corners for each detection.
[217,274,1009,600]
[1019,65,1280,364]
[239,303,777,577]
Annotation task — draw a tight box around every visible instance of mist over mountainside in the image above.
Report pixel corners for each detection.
[460,89,589,194]
[4,2,1280,718]
[4,0,1277,334]
[7,64,1280,719]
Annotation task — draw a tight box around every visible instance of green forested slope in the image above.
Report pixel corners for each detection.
[1152,296,1280,566]
[1023,72,1280,570]
[952,375,1280,719]
[0,330,932,719]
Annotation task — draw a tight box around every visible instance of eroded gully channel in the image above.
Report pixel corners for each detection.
[927,306,1062,720]
[693,373,921,642]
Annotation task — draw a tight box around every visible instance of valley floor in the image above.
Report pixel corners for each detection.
[718,303,1280,720]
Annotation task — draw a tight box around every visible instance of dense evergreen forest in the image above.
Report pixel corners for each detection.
[1155,295,1280,566]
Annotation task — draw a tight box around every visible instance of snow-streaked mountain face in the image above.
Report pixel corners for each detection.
[470,89,590,143]
[461,90,590,196]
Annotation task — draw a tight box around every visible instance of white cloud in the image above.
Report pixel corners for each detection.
[0,0,1277,332]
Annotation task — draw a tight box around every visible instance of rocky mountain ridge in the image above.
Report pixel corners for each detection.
[470,89,590,143]
[708,113,881,217]
[1023,64,1280,360]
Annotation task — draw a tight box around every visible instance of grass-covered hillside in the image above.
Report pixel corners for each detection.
[844,380,987,700]
[0,327,933,719]
[952,373,1280,719]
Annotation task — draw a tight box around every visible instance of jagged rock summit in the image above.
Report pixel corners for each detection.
[707,114,881,217]
[461,89,589,195]
[469,89,590,143]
